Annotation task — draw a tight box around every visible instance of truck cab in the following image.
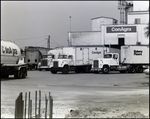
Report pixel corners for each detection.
[91,53,119,74]
[50,53,74,74]
[38,54,54,71]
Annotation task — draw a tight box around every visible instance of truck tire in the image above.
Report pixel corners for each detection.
[51,70,57,74]
[62,66,69,74]
[83,66,91,73]
[14,71,18,79]
[136,65,143,73]
[39,68,42,71]
[14,70,23,79]
[22,68,27,78]
[128,65,135,73]
[102,66,109,74]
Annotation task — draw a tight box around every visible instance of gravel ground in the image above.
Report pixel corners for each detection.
[1,71,149,118]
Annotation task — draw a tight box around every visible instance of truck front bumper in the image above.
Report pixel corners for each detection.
[39,66,49,69]
[50,67,63,72]
[91,68,102,72]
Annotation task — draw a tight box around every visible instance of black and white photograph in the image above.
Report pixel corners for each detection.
[1,1,149,118]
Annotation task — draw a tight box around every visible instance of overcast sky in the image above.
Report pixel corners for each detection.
[1,1,121,49]
[1,1,131,49]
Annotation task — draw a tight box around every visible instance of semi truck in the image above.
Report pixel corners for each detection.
[49,46,120,74]
[1,40,28,79]
[37,48,63,71]
[91,45,149,74]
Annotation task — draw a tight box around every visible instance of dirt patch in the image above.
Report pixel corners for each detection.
[116,81,149,87]
[116,112,149,118]
[140,82,149,87]
[65,107,111,118]
[65,107,149,118]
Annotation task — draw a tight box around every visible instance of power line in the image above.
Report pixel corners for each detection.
[7,35,48,41]
[50,36,62,47]
[30,39,46,46]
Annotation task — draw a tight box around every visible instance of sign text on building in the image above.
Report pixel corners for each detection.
[106,26,136,33]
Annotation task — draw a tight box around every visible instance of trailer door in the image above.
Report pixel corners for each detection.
[83,47,89,64]
[76,47,83,65]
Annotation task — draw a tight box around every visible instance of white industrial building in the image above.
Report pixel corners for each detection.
[68,1,149,47]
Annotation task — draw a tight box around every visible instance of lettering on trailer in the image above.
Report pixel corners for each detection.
[92,51,101,55]
[134,50,143,55]
[1,46,18,55]
[106,26,136,33]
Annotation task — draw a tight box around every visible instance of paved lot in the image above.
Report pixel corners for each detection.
[1,70,149,118]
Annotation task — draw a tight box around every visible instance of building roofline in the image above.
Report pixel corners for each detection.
[68,31,101,33]
[91,16,117,21]
[128,10,149,15]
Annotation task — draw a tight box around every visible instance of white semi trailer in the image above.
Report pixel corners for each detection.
[49,46,119,74]
[91,45,149,74]
[1,40,28,78]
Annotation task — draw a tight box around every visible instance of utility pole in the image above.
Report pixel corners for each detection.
[47,35,50,50]
[69,16,71,32]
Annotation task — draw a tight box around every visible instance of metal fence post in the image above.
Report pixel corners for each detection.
[28,92,30,118]
[24,92,27,118]
[35,91,37,118]
[38,90,41,118]
[49,92,53,118]
[15,92,24,118]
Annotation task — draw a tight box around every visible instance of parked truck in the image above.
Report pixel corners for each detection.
[91,45,149,74]
[24,46,49,70]
[49,46,119,74]
[38,48,63,71]
[24,47,42,70]
[1,40,28,79]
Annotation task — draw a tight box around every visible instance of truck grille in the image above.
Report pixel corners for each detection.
[93,60,98,68]
[53,61,58,68]
[41,59,47,66]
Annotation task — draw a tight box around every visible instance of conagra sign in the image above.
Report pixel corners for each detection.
[106,26,136,33]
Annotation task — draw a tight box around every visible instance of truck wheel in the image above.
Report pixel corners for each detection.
[136,65,143,73]
[39,68,42,71]
[128,65,135,73]
[102,66,109,74]
[119,70,126,73]
[62,66,69,74]
[22,68,27,78]
[51,70,57,74]
[15,70,23,79]
[14,71,18,79]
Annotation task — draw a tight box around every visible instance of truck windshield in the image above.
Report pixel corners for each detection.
[104,54,112,58]
[58,55,67,59]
